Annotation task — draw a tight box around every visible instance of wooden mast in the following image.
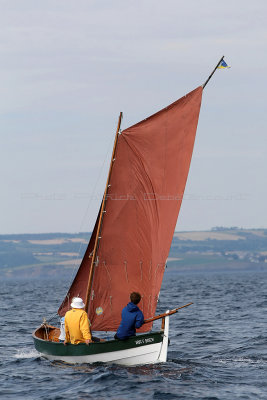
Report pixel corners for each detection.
[84,112,123,313]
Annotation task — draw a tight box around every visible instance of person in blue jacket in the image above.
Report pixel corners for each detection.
[115,292,144,340]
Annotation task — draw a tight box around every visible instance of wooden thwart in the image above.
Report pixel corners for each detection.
[143,302,193,324]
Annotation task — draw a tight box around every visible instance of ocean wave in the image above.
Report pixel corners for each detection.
[216,356,267,366]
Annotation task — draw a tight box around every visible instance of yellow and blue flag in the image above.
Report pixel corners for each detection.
[218,59,230,69]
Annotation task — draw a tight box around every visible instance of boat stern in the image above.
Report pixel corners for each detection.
[157,310,170,362]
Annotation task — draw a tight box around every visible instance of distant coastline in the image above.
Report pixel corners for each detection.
[1,228,266,279]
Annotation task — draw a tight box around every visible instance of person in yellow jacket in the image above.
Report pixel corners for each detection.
[64,297,92,345]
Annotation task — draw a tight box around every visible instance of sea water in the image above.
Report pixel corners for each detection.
[0,269,267,399]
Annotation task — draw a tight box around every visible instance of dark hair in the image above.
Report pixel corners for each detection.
[130,292,141,304]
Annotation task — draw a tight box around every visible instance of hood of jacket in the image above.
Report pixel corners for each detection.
[126,302,139,312]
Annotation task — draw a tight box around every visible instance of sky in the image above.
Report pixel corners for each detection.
[1,0,266,234]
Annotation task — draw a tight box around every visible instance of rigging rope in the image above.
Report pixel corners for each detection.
[42,123,122,325]
[61,128,119,305]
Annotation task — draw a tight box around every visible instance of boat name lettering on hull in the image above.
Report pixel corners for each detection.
[135,337,154,345]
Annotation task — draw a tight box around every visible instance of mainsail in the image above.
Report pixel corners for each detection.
[58,86,203,332]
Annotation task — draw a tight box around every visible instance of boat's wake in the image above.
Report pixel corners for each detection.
[14,348,40,359]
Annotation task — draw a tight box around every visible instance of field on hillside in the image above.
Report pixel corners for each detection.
[1,229,267,278]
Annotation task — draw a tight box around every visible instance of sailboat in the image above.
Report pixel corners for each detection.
[33,57,226,365]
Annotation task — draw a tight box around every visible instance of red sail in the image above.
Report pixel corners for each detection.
[89,86,203,331]
[59,86,203,331]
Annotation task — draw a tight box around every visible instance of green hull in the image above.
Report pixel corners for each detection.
[33,328,164,358]
[32,313,170,365]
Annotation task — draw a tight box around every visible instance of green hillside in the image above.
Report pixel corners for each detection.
[1,228,266,278]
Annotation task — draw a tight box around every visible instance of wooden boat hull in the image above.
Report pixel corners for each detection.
[33,315,170,365]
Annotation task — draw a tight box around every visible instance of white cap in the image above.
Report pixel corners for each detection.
[71,297,85,309]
